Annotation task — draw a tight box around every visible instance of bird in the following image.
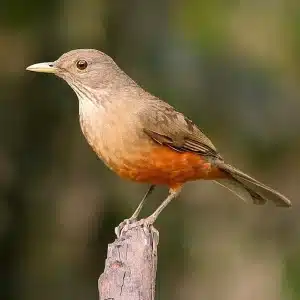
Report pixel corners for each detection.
[26,49,292,235]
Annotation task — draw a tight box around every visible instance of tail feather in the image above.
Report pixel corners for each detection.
[214,178,266,205]
[215,162,292,207]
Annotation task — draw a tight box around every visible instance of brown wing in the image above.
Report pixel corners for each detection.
[140,99,223,160]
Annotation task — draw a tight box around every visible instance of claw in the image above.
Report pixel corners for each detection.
[115,218,136,238]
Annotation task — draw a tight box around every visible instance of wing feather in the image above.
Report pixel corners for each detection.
[140,99,222,159]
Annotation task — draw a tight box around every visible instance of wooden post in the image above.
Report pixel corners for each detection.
[98,224,159,300]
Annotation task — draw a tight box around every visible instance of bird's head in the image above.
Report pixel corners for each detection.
[26,49,122,93]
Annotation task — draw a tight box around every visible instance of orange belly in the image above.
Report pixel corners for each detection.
[114,145,226,187]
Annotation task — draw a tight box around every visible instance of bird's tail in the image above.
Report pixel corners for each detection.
[214,161,292,207]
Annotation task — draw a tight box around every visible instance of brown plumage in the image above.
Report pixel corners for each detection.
[26,49,292,232]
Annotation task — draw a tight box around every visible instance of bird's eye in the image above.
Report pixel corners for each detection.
[76,60,88,70]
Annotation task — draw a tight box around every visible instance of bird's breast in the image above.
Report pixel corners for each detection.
[78,99,145,172]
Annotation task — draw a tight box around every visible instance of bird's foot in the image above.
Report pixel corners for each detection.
[115,217,138,238]
[115,216,159,242]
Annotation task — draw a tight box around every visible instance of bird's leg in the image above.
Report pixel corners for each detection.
[131,185,156,220]
[117,186,182,237]
[115,185,155,237]
[141,186,182,227]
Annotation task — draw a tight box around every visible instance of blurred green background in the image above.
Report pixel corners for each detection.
[1,0,300,299]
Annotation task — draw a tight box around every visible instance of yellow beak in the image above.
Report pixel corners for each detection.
[26,62,56,73]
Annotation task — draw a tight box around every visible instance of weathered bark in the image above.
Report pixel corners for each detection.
[98,224,159,300]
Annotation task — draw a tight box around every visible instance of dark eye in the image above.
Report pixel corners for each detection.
[76,60,88,70]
